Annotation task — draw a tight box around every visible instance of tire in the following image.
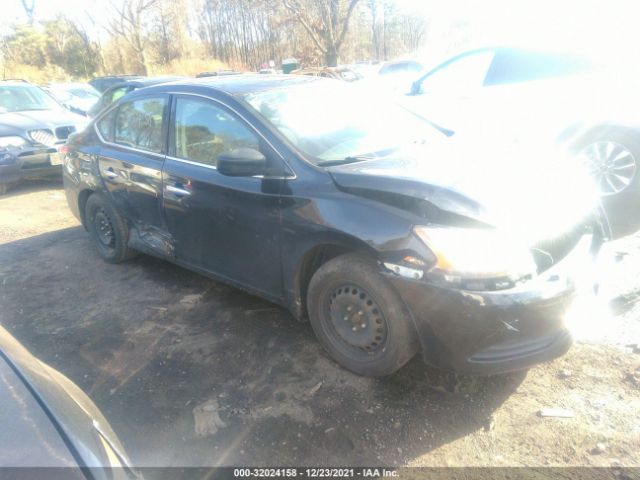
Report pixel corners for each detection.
[576,131,640,239]
[307,253,418,377]
[85,193,137,263]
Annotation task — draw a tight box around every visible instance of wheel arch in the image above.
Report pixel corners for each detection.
[560,122,640,150]
[77,188,95,229]
[289,236,379,321]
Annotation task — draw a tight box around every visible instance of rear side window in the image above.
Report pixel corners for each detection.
[115,96,167,154]
[173,97,259,167]
[96,109,116,142]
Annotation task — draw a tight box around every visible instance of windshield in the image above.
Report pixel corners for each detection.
[243,81,432,164]
[0,85,61,113]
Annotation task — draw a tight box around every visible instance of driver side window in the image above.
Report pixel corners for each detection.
[418,51,495,95]
[173,97,259,167]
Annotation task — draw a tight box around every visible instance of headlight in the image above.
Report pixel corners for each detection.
[0,136,27,148]
[414,226,537,288]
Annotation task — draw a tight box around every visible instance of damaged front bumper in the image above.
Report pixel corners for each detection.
[385,232,602,375]
[0,146,63,186]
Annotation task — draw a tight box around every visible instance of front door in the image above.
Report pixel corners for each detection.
[161,94,284,299]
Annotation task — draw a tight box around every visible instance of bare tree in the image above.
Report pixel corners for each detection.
[283,0,360,66]
[20,0,36,26]
[367,0,380,60]
[107,0,158,74]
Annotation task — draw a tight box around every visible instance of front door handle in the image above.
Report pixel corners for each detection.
[165,184,191,197]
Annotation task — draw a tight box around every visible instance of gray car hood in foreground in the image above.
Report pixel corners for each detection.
[0,324,132,474]
[328,138,599,243]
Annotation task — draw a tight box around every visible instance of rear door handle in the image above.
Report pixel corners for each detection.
[102,167,118,179]
[165,184,191,196]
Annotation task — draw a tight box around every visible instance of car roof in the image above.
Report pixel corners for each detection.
[122,76,184,87]
[150,74,322,96]
[92,74,142,80]
[0,80,36,87]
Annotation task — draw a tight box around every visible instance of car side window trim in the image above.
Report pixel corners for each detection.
[165,92,294,179]
[415,48,496,92]
[94,93,170,160]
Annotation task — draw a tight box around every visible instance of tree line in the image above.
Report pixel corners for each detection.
[1,0,427,81]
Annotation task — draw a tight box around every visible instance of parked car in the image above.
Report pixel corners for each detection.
[63,75,603,377]
[43,82,101,116]
[379,59,424,76]
[374,59,425,94]
[89,74,144,93]
[405,47,640,238]
[0,80,88,194]
[0,324,136,476]
[87,76,183,118]
[196,70,242,78]
[291,66,362,82]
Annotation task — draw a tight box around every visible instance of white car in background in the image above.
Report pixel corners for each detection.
[403,47,640,238]
[44,82,101,116]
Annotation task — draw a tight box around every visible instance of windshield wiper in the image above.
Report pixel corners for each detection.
[317,155,374,167]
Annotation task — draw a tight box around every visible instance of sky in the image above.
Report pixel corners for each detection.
[4,0,640,63]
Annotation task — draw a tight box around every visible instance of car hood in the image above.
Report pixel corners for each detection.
[0,325,133,474]
[327,137,599,243]
[0,109,88,135]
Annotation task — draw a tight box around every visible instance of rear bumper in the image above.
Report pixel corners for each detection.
[386,233,600,375]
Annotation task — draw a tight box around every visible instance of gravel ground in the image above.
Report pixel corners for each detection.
[0,179,638,469]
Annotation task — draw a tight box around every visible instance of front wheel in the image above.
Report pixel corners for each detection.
[577,132,640,238]
[307,254,418,377]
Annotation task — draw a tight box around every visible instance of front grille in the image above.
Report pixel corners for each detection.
[29,129,56,146]
[55,125,76,140]
[29,126,76,146]
[530,223,587,273]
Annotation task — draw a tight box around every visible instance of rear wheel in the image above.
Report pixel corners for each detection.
[85,194,137,263]
[307,253,418,377]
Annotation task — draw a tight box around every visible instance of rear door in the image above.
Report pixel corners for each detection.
[161,94,285,299]
[95,94,169,244]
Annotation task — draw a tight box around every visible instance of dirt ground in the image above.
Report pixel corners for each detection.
[0,179,639,468]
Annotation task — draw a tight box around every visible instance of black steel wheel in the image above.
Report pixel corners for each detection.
[85,193,137,263]
[94,207,116,250]
[327,284,389,356]
[307,253,418,376]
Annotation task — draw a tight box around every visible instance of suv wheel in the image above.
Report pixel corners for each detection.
[85,194,137,263]
[307,253,418,377]
[576,131,640,238]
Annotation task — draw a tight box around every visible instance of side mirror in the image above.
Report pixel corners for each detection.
[217,148,267,177]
